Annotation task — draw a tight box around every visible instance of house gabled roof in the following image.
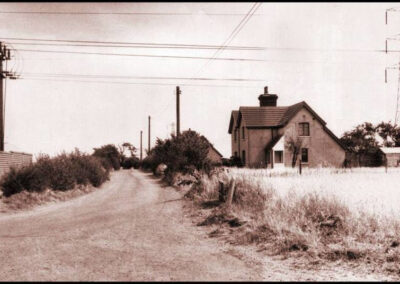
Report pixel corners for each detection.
[236,101,327,129]
[229,101,347,151]
[264,134,284,152]
[228,110,239,134]
[209,143,223,157]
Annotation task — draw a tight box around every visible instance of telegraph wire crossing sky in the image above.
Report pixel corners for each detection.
[1,2,399,158]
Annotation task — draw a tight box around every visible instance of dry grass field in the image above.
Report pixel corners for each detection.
[186,166,400,277]
[229,167,400,218]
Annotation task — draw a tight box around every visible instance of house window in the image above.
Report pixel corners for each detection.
[274,151,283,163]
[301,148,308,163]
[299,122,310,136]
[234,151,238,157]
[234,129,237,142]
[242,150,246,164]
[242,127,245,139]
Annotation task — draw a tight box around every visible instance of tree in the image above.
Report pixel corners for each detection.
[284,126,304,168]
[375,121,400,147]
[118,142,137,159]
[92,144,121,170]
[285,136,303,168]
[340,122,383,166]
[143,130,212,173]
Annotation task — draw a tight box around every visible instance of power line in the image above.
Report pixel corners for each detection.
[208,3,261,65]
[0,11,266,16]
[0,37,264,50]
[21,72,264,82]
[1,37,388,53]
[20,77,263,89]
[7,41,264,51]
[195,2,261,76]
[16,48,270,62]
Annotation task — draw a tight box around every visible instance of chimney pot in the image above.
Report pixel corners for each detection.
[258,86,278,107]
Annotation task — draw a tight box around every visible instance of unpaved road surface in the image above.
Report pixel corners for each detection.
[0,170,392,281]
[0,170,263,281]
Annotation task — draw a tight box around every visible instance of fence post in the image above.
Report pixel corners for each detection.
[218,181,225,202]
[385,157,388,173]
[226,178,236,209]
[299,158,302,175]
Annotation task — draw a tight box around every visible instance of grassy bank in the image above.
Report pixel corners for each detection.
[184,167,400,276]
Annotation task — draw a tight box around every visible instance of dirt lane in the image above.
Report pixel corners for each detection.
[0,170,263,281]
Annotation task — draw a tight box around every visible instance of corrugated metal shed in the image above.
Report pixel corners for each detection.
[0,151,33,177]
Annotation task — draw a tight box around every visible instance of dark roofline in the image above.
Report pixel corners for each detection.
[322,125,348,152]
[209,143,223,157]
[281,101,327,126]
[228,110,239,134]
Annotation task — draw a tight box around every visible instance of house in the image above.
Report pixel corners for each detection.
[228,87,347,168]
[381,147,400,167]
[207,143,223,165]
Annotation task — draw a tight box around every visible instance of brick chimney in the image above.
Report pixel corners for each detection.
[258,86,278,107]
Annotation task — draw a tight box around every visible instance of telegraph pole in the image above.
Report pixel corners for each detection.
[140,130,143,160]
[176,86,181,136]
[0,43,3,151]
[0,42,13,152]
[148,115,151,153]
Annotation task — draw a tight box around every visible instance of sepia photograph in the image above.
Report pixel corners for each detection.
[1,1,400,281]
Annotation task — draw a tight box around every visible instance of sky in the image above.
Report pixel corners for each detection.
[1,2,400,158]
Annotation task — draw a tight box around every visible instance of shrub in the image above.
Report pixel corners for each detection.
[144,130,213,177]
[121,156,140,169]
[92,144,121,170]
[0,150,110,197]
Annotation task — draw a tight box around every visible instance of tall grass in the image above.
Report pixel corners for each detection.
[188,167,400,269]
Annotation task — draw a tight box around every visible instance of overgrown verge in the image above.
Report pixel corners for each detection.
[183,170,400,277]
[0,150,110,198]
[0,184,96,212]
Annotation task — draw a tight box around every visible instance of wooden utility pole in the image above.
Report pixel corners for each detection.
[148,116,151,153]
[140,130,143,160]
[176,86,181,136]
[0,42,11,152]
[0,43,3,152]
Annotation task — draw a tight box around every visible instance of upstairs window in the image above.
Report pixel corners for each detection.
[234,129,237,142]
[301,148,308,163]
[242,127,245,139]
[299,122,310,136]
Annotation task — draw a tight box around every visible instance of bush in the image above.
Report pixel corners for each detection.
[0,150,110,197]
[92,144,121,170]
[121,156,140,169]
[143,130,213,176]
[223,156,243,167]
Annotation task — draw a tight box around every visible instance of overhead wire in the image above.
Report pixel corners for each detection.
[20,77,263,88]
[0,11,266,16]
[0,37,264,50]
[21,72,264,82]
[195,2,261,76]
